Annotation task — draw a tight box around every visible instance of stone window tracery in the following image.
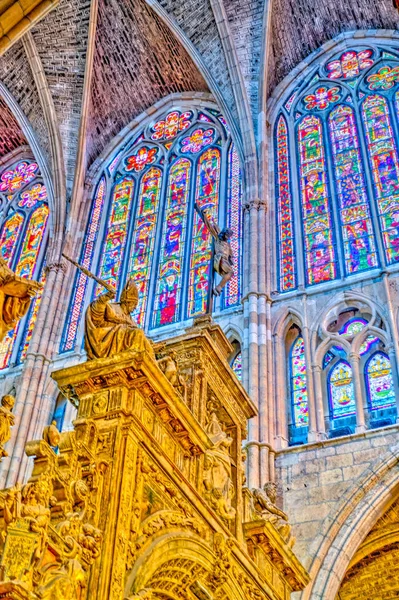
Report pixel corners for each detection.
[0,158,48,370]
[275,44,399,293]
[60,106,243,353]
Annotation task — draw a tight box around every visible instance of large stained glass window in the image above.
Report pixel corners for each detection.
[328,360,356,419]
[290,336,308,427]
[61,178,107,352]
[188,148,220,317]
[153,158,191,327]
[366,352,396,410]
[276,44,399,292]
[276,116,296,291]
[362,95,399,264]
[127,167,162,326]
[225,144,243,307]
[329,105,378,274]
[96,177,135,294]
[61,106,243,352]
[0,158,49,370]
[298,115,336,285]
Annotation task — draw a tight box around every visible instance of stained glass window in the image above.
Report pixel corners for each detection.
[0,158,48,370]
[127,167,162,326]
[362,95,399,265]
[61,106,243,349]
[276,116,296,292]
[188,149,220,317]
[153,158,191,327]
[96,178,135,294]
[360,334,380,356]
[231,352,242,381]
[0,212,24,262]
[290,336,308,427]
[225,143,243,307]
[329,105,378,274]
[326,49,374,80]
[328,360,356,419]
[298,115,337,285]
[339,317,367,337]
[276,45,399,293]
[61,178,106,352]
[366,352,396,410]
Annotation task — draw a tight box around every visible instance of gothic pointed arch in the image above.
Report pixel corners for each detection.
[60,102,244,353]
[272,39,399,297]
[0,153,50,370]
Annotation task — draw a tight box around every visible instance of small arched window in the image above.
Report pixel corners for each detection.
[231,351,242,381]
[328,360,356,419]
[290,335,308,427]
[0,159,48,370]
[60,107,243,353]
[365,352,396,411]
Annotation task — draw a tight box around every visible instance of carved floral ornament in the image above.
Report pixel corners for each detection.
[0,417,107,600]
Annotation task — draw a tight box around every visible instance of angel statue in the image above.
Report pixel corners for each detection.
[63,255,154,360]
[194,203,234,297]
[0,257,42,343]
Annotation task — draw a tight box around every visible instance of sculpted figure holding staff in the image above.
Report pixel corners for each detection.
[63,255,153,360]
[194,203,234,297]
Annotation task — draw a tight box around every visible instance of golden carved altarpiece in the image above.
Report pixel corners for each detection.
[0,314,309,599]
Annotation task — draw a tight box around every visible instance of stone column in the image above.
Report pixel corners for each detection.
[387,344,399,422]
[3,261,67,487]
[350,352,367,433]
[311,364,326,439]
[301,324,317,441]
[273,332,288,449]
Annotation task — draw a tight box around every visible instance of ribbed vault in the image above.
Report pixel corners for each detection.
[0,98,27,158]
[268,0,399,94]
[86,0,209,166]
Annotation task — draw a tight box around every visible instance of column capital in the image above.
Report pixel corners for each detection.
[44,260,67,275]
[349,351,360,363]
[243,198,268,212]
[311,363,322,373]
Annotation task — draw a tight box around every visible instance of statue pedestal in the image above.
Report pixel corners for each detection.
[0,323,309,600]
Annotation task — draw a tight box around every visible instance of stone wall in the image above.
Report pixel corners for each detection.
[276,426,399,573]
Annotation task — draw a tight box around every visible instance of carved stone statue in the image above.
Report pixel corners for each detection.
[0,257,42,342]
[203,411,236,521]
[157,351,187,397]
[84,278,154,360]
[0,394,15,460]
[194,203,234,296]
[252,482,294,545]
[43,419,61,448]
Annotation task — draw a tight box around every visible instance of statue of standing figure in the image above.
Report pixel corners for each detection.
[0,257,42,343]
[194,203,234,297]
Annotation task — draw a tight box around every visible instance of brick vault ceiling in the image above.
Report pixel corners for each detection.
[0,97,27,159]
[86,0,210,166]
[269,0,399,94]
